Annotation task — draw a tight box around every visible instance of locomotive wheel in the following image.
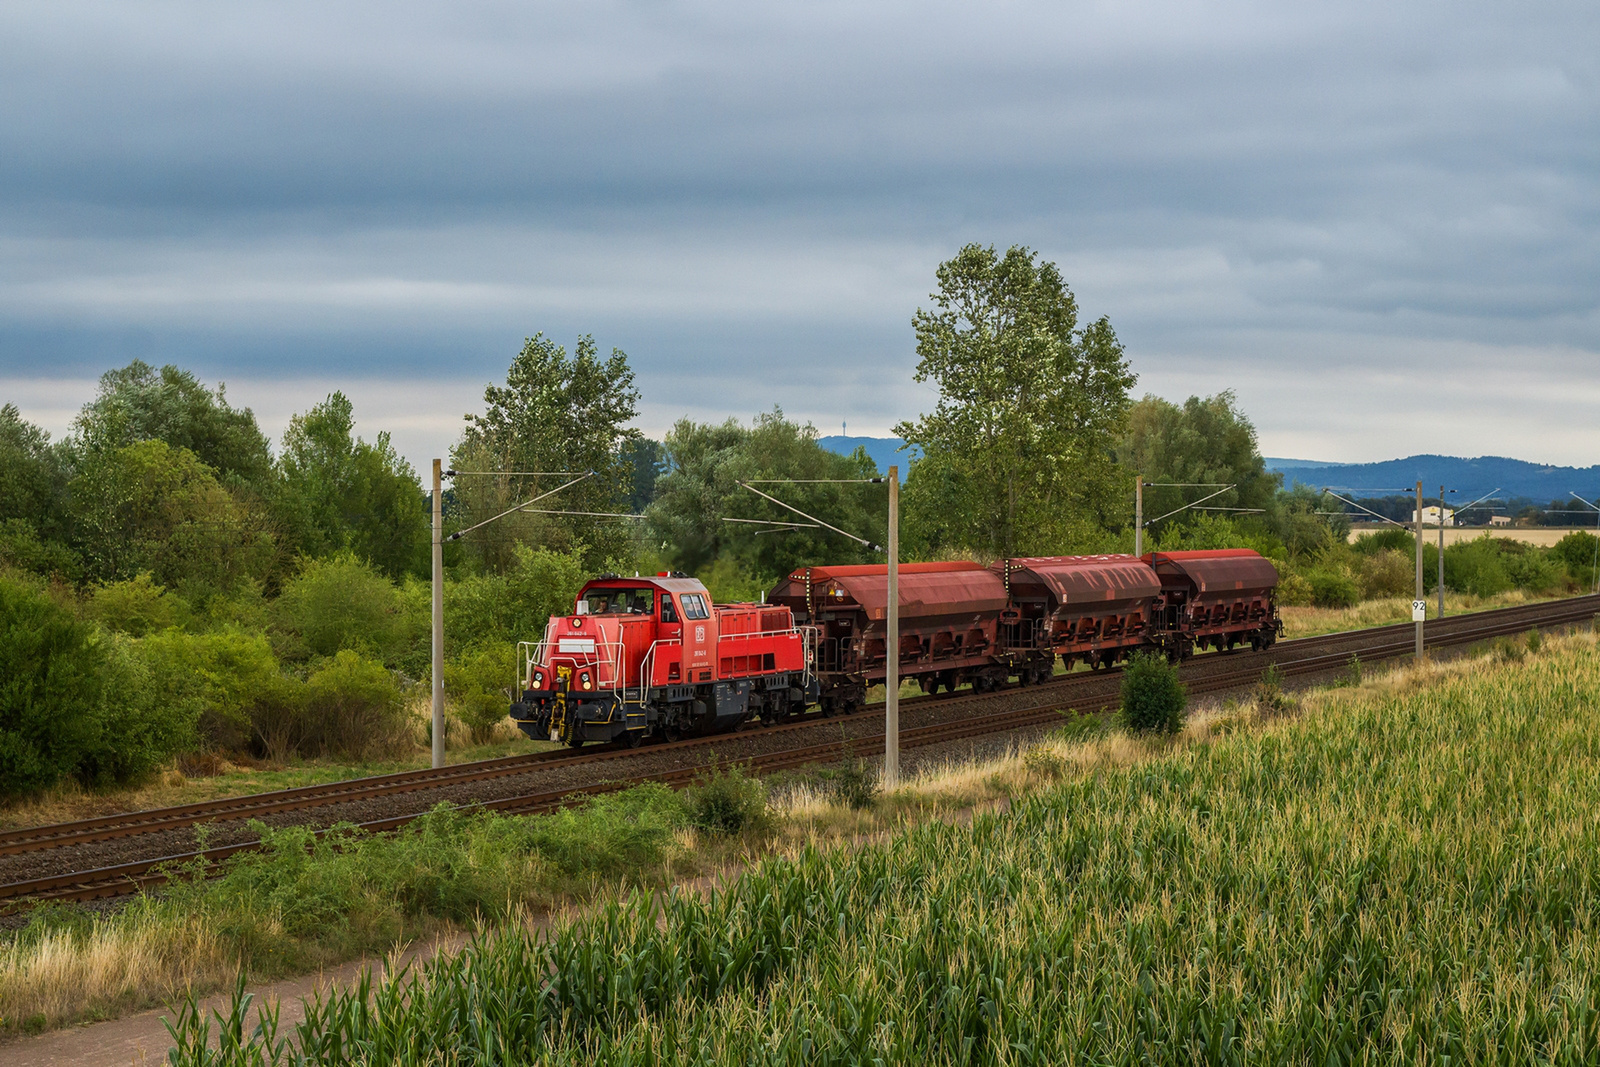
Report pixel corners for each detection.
[626,730,644,749]
[663,721,683,743]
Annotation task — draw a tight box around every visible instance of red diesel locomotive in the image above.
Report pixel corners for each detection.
[512,549,1282,744]
[510,572,817,746]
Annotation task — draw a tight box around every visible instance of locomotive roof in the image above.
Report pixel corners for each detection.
[579,575,710,597]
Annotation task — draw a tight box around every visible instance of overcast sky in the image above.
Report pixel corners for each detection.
[1,0,1596,472]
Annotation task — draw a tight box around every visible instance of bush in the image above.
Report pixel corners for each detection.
[1275,570,1313,606]
[137,628,291,753]
[1551,531,1599,589]
[686,761,770,836]
[87,633,198,783]
[273,553,415,666]
[444,643,516,743]
[84,572,191,636]
[1253,663,1298,716]
[1307,569,1360,609]
[1119,651,1187,735]
[1443,537,1512,597]
[301,650,408,760]
[0,575,106,796]
[1356,549,1413,599]
[829,755,881,810]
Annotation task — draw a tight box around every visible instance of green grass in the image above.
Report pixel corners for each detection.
[171,631,1600,1064]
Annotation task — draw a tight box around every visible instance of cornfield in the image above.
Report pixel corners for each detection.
[170,634,1600,1064]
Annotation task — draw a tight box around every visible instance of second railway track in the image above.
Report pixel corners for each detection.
[3,593,1595,909]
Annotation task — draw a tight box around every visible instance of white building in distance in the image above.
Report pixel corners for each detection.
[1412,506,1455,526]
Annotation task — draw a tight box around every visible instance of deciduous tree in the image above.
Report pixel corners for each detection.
[896,244,1135,558]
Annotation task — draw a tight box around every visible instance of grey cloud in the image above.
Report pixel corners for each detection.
[0,0,1597,468]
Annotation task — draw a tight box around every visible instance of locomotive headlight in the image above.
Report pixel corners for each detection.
[580,671,593,690]
[531,670,544,688]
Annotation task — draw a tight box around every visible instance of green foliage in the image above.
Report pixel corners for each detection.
[896,243,1135,558]
[451,334,641,572]
[1119,651,1187,734]
[1307,569,1360,609]
[1551,531,1600,589]
[1253,662,1297,716]
[136,628,292,753]
[1526,627,1543,655]
[84,572,191,636]
[0,576,105,795]
[685,761,770,836]
[275,392,428,581]
[1442,536,1512,597]
[139,788,688,980]
[89,632,200,783]
[1150,512,1285,559]
[445,543,588,653]
[0,404,71,553]
[824,752,881,810]
[67,439,277,594]
[1120,391,1281,537]
[647,409,882,577]
[1272,483,1347,560]
[301,651,407,760]
[444,643,516,742]
[272,553,419,666]
[1354,548,1413,598]
[70,360,274,489]
[1351,527,1415,556]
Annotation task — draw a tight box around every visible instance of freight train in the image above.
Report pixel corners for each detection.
[509,549,1281,746]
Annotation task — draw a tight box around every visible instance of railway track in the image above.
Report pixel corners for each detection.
[4,594,1595,909]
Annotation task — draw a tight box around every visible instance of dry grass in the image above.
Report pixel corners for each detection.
[1279,588,1558,638]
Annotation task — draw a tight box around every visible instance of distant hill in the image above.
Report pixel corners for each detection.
[817,436,918,480]
[1271,455,1600,505]
[821,443,1600,505]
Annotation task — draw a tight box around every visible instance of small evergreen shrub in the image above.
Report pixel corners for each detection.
[1526,627,1543,655]
[1119,652,1187,735]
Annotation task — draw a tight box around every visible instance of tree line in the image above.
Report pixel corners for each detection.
[4,242,1592,800]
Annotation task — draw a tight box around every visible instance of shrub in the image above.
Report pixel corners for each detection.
[301,650,408,760]
[686,761,770,836]
[1253,663,1297,716]
[0,575,106,796]
[1119,651,1187,735]
[1275,570,1313,607]
[1443,537,1512,597]
[1307,569,1360,609]
[443,643,517,743]
[86,633,198,784]
[273,553,413,665]
[84,572,190,636]
[1526,627,1543,655]
[1351,527,1415,555]
[137,628,290,753]
[1550,531,1599,589]
[829,755,881,810]
[1356,549,1413,599]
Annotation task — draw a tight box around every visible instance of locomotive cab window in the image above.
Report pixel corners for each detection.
[583,588,655,615]
[680,593,711,620]
[660,595,679,624]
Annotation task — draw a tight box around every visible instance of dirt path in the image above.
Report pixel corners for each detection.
[2,931,473,1067]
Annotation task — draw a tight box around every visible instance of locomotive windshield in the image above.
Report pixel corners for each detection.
[582,587,655,615]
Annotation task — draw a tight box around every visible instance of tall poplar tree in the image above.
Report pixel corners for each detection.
[896,244,1136,558]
